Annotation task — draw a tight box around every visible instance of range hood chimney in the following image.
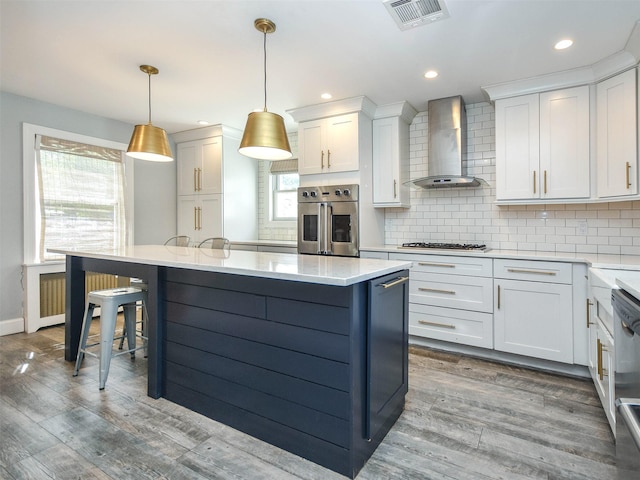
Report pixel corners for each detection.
[411,95,481,188]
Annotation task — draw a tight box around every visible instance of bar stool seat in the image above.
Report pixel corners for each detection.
[73,287,147,390]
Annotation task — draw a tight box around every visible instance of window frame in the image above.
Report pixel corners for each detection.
[22,123,134,265]
[270,171,299,222]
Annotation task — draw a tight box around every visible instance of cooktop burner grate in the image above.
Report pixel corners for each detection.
[400,242,488,251]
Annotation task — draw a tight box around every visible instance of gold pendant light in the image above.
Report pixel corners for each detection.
[239,18,292,161]
[127,65,173,162]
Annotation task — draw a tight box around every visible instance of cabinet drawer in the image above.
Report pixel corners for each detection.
[409,304,493,349]
[494,259,572,284]
[390,253,493,277]
[410,272,493,313]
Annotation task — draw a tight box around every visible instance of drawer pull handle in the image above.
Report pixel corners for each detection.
[506,268,556,276]
[380,276,409,289]
[597,338,604,381]
[497,284,501,309]
[587,299,594,328]
[418,287,456,295]
[417,262,455,268]
[418,320,456,329]
[626,161,632,189]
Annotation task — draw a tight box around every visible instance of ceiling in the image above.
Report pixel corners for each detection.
[2,0,640,134]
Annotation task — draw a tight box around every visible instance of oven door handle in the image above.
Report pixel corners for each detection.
[616,398,640,451]
[326,203,333,254]
[316,202,324,254]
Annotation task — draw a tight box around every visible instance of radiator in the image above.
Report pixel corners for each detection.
[39,272,123,317]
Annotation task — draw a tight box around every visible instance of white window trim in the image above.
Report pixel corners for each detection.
[262,167,297,229]
[22,123,134,265]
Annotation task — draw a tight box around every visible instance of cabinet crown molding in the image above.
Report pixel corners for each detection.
[286,95,377,123]
[374,101,418,124]
[171,124,243,143]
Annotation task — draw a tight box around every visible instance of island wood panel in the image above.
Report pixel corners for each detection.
[161,267,409,478]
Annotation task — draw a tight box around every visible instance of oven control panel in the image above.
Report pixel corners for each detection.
[298,184,359,203]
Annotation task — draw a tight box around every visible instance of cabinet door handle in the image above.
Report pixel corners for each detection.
[418,287,456,295]
[626,161,632,189]
[506,268,556,276]
[379,276,409,289]
[418,320,456,329]
[544,170,547,194]
[587,299,594,328]
[597,338,603,381]
[321,150,324,169]
[194,207,197,230]
[497,284,501,309]
[194,168,198,192]
[327,149,331,168]
[393,179,397,198]
[533,170,537,194]
[417,262,455,268]
[198,168,202,191]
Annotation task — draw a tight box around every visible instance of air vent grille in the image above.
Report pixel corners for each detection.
[383,0,449,30]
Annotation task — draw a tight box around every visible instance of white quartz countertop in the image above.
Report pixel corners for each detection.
[50,245,412,287]
[362,245,640,270]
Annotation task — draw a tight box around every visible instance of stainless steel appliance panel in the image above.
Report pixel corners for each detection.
[297,184,359,257]
[613,288,640,478]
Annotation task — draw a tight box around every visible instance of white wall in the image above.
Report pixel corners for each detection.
[0,92,176,329]
[386,101,640,254]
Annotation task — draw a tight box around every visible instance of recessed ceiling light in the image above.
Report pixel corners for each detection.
[321,93,332,100]
[554,39,573,50]
[197,120,210,126]
[424,70,438,79]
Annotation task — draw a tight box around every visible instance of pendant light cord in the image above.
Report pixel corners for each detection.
[147,72,152,124]
[263,29,268,112]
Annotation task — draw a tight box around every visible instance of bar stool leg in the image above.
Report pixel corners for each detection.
[73,302,95,376]
[98,300,118,390]
[123,302,137,359]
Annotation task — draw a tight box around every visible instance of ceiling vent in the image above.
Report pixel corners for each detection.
[383,0,449,30]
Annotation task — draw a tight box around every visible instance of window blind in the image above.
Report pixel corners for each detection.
[36,135,127,261]
[269,158,298,174]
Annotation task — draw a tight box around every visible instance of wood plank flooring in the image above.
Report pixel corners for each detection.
[0,322,616,479]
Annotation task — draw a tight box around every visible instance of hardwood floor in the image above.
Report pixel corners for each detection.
[1,322,616,479]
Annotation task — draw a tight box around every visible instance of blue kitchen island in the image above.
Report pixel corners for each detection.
[54,245,411,478]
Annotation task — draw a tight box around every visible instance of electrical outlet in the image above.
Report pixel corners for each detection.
[577,221,588,235]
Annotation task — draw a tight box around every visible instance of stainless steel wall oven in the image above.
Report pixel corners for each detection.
[297,184,359,257]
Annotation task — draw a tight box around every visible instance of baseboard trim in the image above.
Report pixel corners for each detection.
[0,317,25,336]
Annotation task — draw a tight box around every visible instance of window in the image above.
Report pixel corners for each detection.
[269,159,299,222]
[23,124,133,264]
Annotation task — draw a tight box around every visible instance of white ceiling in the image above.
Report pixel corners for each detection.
[2,0,640,134]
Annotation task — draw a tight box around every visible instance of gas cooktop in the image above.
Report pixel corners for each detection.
[399,242,489,252]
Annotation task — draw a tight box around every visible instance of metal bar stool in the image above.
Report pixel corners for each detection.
[73,287,148,390]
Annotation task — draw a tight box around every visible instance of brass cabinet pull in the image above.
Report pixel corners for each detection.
[417,262,455,268]
[507,268,556,276]
[327,149,331,168]
[418,287,456,295]
[587,299,594,328]
[533,170,537,194]
[380,276,409,289]
[597,338,603,381]
[626,162,632,189]
[497,284,501,309]
[544,170,547,194]
[194,207,198,230]
[198,168,202,191]
[194,168,198,191]
[418,320,456,329]
[197,207,202,230]
[394,179,397,198]
[321,150,324,169]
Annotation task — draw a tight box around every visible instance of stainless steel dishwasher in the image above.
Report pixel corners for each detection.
[613,286,640,478]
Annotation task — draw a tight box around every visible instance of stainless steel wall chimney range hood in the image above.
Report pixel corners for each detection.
[410,95,482,188]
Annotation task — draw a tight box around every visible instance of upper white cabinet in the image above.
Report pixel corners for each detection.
[177,137,222,196]
[298,113,360,175]
[596,68,638,198]
[372,101,417,208]
[495,86,590,202]
[173,125,258,243]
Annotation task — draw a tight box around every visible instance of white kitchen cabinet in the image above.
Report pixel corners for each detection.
[372,102,417,208]
[390,253,494,349]
[174,125,257,243]
[495,86,590,201]
[494,259,574,363]
[596,68,638,198]
[298,113,360,175]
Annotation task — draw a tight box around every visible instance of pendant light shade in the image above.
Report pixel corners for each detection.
[239,18,292,160]
[127,65,173,162]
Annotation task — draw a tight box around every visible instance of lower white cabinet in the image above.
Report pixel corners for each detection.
[494,259,574,363]
[177,194,222,244]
